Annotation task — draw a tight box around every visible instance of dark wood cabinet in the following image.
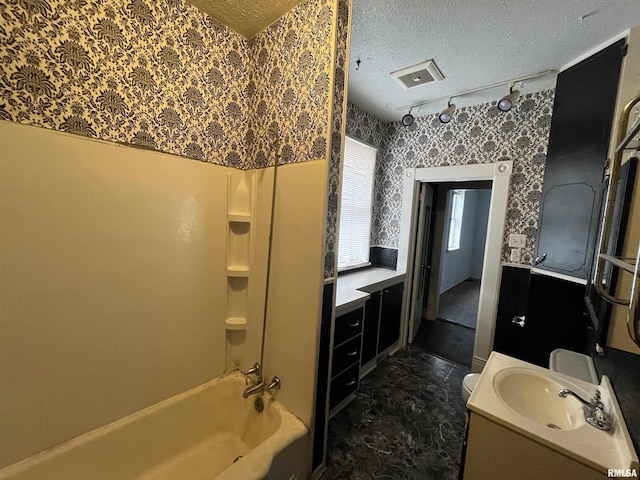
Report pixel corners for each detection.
[361,290,381,367]
[535,39,625,280]
[330,279,403,413]
[493,266,591,367]
[360,281,404,373]
[378,283,404,353]
[329,305,363,413]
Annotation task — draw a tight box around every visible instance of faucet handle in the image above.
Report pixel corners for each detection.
[266,376,281,395]
[243,363,261,385]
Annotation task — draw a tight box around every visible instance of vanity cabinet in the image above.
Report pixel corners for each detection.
[360,281,404,374]
[361,290,381,368]
[463,413,603,480]
[377,282,404,353]
[329,305,363,412]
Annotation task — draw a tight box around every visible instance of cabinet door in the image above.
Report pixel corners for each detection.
[535,40,625,279]
[378,283,404,353]
[492,266,530,359]
[361,291,381,367]
[519,274,590,367]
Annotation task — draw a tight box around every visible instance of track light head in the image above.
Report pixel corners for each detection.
[498,89,520,112]
[439,102,456,123]
[402,108,414,127]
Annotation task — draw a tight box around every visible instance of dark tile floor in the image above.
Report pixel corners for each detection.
[324,345,469,480]
[413,319,474,368]
[438,279,480,329]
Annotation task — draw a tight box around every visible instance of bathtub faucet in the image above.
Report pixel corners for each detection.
[243,363,264,398]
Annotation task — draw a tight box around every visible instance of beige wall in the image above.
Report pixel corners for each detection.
[262,160,328,426]
[0,121,238,467]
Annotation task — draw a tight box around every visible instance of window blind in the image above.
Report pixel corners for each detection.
[338,136,377,270]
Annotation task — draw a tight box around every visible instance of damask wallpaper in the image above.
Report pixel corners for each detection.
[0,0,334,169]
[369,90,555,265]
[245,0,334,169]
[345,101,387,149]
[324,0,350,280]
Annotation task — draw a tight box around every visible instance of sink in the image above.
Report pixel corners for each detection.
[493,367,584,430]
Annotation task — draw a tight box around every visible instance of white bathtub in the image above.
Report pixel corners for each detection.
[0,373,309,480]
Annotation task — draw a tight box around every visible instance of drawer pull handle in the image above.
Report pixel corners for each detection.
[347,350,358,356]
[345,379,356,386]
[349,321,360,327]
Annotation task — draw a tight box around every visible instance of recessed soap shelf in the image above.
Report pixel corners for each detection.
[228,214,252,223]
[225,317,248,330]
[226,266,249,277]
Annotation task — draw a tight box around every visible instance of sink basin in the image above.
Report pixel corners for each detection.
[493,368,584,430]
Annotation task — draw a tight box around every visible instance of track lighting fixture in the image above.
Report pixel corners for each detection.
[438,101,456,123]
[402,108,414,127]
[394,69,553,122]
[498,87,521,112]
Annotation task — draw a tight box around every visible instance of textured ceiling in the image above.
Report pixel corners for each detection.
[187,0,306,38]
[349,0,640,122]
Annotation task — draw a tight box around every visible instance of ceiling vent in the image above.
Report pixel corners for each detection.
[389,60,445,90]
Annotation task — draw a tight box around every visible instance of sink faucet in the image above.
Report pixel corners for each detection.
[558,389,612,431]
[242,363,264,398]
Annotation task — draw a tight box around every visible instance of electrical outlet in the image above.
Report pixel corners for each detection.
[510,248,521,263]
[508,234,527,248]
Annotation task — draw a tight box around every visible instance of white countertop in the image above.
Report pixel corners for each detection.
[468,352,639,473]
[335,267,405,311]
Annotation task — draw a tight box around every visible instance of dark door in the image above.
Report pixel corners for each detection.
[535,39,625,279]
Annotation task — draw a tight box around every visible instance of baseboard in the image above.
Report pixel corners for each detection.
[471,355,487,373]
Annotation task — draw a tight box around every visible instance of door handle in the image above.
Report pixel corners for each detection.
[512,315,526,328]
[534,253,547,265]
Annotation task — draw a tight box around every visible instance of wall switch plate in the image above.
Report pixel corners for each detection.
[510,248,521,263]
[508,234,527,248]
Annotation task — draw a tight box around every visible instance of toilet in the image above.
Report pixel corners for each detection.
[548,348,598,384]
[460,348,598,403]
[461,372,480,402]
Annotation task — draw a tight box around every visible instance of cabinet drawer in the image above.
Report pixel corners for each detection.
[331,335,361,378]
[334,307,364,346]
[329,362,359,410]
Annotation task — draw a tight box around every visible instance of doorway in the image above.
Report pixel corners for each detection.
[398,161,512,373]
[410,183,492,367]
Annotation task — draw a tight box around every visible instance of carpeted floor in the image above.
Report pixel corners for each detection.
[324,346,469,480]
[438,279,480,329]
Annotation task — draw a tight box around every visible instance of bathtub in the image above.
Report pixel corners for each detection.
[0,373,309,480]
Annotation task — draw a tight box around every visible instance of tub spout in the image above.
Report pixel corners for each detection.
[243,380,265,399]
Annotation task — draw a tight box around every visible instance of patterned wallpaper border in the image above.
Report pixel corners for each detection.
[0,0,334,170]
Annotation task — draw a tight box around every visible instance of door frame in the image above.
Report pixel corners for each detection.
[397,161,513,372]
[408,183,433,342]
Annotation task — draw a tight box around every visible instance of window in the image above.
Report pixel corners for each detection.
[337,136,377,271]
[447,190,465,251]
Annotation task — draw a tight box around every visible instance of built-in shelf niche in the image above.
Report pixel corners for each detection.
[224,170,257,371]
[227,221,251,272]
